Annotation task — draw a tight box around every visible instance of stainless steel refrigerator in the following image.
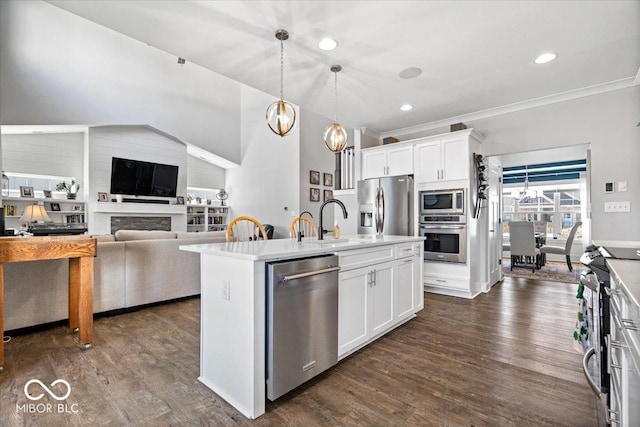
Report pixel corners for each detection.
[357,175,414,236]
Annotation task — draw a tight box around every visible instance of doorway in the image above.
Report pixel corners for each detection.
[487,144,591,284]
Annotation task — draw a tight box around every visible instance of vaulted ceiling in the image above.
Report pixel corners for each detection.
[48,0,640,136]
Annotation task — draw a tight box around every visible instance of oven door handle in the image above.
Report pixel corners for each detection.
[582,347,602,397]
[420,225,466,229]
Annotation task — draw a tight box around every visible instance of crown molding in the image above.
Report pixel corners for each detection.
[381,77,637,139]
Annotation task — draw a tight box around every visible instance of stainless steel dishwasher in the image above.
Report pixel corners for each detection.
[266,254,340,400]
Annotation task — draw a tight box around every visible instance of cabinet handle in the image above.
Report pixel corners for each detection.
[604,287,620,296]
[372,269,376,287]
[403,258,413,263]
[622,319,638,330]
[610,340,623,349]
[436,279,446,283]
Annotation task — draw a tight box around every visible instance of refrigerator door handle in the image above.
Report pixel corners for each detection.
[374,187,380,233]
[378,186,385,234]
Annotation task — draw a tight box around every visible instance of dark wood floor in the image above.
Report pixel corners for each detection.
[1,276,605,426]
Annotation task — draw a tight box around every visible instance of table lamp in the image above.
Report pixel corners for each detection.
[19,204,52,231]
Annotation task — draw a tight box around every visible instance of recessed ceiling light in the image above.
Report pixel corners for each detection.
[400,104,413,111]
[318,38,338,51]
[399,67,422,79]
[534,52,557,64]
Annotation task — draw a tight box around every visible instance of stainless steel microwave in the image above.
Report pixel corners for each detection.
[419,189,465,215]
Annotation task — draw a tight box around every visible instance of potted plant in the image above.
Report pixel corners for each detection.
[56,180,80,200]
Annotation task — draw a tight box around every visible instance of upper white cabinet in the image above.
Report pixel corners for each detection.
[361,145,413,179]
[414,136,469,183]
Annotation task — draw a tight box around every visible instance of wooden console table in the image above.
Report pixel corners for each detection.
[0,235,96,371]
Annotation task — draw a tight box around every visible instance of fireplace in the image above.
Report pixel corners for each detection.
[110,216,171,234]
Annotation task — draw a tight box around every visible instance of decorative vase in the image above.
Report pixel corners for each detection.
[67,193,77,200]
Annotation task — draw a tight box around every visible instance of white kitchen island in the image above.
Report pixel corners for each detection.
[180,235,424,419]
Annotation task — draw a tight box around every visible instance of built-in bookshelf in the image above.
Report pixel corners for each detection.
[186,205,229,232]
[2,196,86,231]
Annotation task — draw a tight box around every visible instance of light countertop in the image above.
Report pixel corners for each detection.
[180,234,424,261]
[607,259,640,308]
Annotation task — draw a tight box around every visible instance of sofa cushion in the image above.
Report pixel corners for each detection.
[175,231,226,240]
[115,230,177,241]
[93,234,116,242]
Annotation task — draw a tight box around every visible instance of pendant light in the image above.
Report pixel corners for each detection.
[266,29,296,137]
[323,65,348,152]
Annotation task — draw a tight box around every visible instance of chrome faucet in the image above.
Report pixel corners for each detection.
[318,199,348,240]
[297,210,314,242]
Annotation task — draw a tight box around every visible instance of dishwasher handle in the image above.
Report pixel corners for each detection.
[279,265,340,283]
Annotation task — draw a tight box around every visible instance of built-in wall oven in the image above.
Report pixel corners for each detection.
[420,215,467,263]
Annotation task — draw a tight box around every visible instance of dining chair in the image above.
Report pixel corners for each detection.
[508,221,540,272]
[226,216,269,242]
[289,216,318,239]
[540,221,582,272]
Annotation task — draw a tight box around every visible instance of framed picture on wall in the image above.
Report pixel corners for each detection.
[323,173,333,187]
[310,170,320,185]
[98,192,108,202]
[50,203,61,212]
[310,187,320,202]
[20,186,34,198]
[323,190,333,201]
[176,196,185,205]
[43,190,52,198]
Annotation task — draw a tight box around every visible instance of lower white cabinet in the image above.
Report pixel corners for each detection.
[338,242,423,358]
[338,260,395,356]
[396,252,421,321]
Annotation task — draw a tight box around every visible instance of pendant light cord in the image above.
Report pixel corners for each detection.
[333,71,338,123]
[280,38,284,101]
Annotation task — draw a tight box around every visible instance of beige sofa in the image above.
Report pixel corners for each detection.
[4,230,226,331]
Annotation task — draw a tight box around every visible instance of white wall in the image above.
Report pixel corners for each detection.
[86,125,188,234]
[187,155,225,190]
[225,85,300,239]
[1,132,84,184]
[474,86,640,241]
[299,109,353,233]
[0,0,241,164]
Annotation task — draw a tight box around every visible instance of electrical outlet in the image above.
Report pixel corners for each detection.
[604,201,631,213]
[221,280,230,301]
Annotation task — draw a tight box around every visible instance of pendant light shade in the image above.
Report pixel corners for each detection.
[324,65,348,152]
[323,123,348,152]
[267,99,296,136]
[266,29,296,137]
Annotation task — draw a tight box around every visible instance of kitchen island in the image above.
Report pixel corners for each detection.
[181,235,424,419]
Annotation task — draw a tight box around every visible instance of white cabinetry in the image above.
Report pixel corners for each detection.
[361,145,413,179]
[395,243,423,321]
[2,196,85,230]
[338,242,423,358]
[607,260,640,427]
[414,137,468,183]
[186,205,229,232]
[338,246,395,357]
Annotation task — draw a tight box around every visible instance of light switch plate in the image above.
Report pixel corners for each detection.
[604,201,631,213]
[618,181,628,192]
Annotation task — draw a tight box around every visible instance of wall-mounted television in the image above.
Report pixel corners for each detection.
[110,157,179,197]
